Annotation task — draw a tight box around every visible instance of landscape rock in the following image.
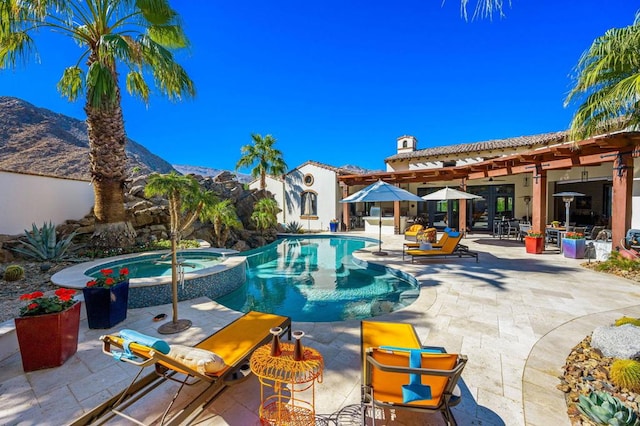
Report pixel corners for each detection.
[591,324,640,359]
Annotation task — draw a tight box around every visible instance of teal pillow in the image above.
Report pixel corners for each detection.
[119,329,170,354]
[378,346,435,403]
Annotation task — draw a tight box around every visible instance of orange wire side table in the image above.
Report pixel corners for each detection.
[250,342,324,425]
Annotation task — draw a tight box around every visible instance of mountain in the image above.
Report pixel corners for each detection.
[173,164,254,183]
[339,164,381,174]
[0,97,175,180]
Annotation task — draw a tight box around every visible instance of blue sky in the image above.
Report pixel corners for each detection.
[1,1,638,173]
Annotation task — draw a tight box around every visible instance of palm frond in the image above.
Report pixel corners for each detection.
[0,31,36,68]
[126,70,150,102]
[57,66,85,101]
[135,0,175,26]
[148,24,188,49]
[86,61,118,108]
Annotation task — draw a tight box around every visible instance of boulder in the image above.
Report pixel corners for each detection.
[591,324,640,359]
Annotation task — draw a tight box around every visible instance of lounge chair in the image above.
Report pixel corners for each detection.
[404,224,424,241]
[403,232,451,260]
[71,311,291,426]
[361,321,467,426]
[405,232,478,263]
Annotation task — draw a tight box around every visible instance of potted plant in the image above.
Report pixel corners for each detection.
[563,232,586,258]
[329,219,339,232]
[525,230,545,254]
[14,288,80,372]
[84,267,130,329]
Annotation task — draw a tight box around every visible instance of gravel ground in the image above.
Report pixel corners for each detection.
[0,261,73,324]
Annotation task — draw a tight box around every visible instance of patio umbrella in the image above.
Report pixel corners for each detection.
[341,180,423,255]
[420,187,482,201]
[421,187,482,233]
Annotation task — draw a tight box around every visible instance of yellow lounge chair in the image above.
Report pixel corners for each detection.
[404,224,424,241]
[406,232,478,263]
[361,321,467,426]
[71,311,291,426]
[403,232,451,259]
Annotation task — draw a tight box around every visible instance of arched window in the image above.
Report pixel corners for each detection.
[402,140,408,148]
[301,191,317,216]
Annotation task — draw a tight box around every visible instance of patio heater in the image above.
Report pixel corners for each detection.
[552,192,585,228]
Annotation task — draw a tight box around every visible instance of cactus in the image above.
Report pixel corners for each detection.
[610,359,640,393]
[4,265,25,281]
[615,316,640,327]
[577,391,640,426]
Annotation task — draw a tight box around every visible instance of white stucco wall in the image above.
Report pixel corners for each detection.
[0,171,94,235]
[286,163,339,231]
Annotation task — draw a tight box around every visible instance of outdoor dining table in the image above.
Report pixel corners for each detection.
[545,227,567,252]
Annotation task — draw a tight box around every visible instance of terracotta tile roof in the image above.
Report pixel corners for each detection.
[295,160,356,175]
[385,130,568,162]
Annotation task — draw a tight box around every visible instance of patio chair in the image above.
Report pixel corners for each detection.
[361,321,467,426]
[402,231,452,259]
[405,232,479,263]
[404,224,424,241]
[71,311,291,426]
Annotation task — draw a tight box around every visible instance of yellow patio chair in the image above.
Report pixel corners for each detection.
[361,321,467,426]
[71,311,291,426]
[405,232,478,263]
[403,231,451,260]
[404,224,424,240]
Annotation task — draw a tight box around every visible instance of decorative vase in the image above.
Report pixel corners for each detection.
[563,238,586,259]
[270,327,282,357]
[525,236,544,254]
[82,280,130,329]
[14,301,81,372]
[329,222,338,232]
[292,330,305,361]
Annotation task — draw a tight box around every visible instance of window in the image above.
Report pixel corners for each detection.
[402,140,407,148]
[303,174,314,186]
[301,191,317,216]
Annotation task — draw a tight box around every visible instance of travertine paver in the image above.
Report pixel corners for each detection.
[1,232,639,425]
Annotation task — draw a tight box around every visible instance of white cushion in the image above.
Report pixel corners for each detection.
[166,344,226,374]
[419,242,432,250]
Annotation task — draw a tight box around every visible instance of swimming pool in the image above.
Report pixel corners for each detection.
[215,236,419,322]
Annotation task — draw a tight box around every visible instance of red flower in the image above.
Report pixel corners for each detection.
[86,280,97,287]
[19,294,33,301]
[105,277,115,285]
[100,268,114,276]
[119,267,129,276]
[31,291,44,298]
[27,303,38,310]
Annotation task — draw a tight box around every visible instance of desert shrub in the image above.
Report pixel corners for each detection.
[595,251,640,273]
[615,316,640,327]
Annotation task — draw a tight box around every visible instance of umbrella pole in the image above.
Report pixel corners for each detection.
[374,204,387,256]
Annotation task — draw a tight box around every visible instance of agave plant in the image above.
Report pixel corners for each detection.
[12,222,78,262]
[284,221,304,234]
[577,391,640,426]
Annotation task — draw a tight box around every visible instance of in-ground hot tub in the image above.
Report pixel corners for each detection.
[52,249,246,308]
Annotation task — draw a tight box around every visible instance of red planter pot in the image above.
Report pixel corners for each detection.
[14,301,81,372]
[525,236,544,254]
[82,280,129,329]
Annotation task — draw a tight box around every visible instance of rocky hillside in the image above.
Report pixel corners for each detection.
[173,164,253,183]
[0,97,175,180]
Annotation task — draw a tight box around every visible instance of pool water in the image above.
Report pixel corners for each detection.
[86,252,223,279]
[215,236,419,322]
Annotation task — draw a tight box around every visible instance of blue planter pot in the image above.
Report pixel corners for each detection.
[82,280,129,329]
[562,238,585,259]
[329,222,338,232]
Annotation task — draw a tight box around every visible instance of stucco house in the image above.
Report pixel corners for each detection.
[249,161,357,232]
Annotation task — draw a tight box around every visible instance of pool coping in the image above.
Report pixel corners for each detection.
[51,248,242,289]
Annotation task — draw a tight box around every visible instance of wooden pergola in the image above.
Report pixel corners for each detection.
[338,131,640,247]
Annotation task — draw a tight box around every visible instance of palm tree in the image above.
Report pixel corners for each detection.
[251,198,280,233]
[144,172,215,333]
[0,0,195,247]
[236,134,287,190]
[203,199,243,248]
[565,13,640,140]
